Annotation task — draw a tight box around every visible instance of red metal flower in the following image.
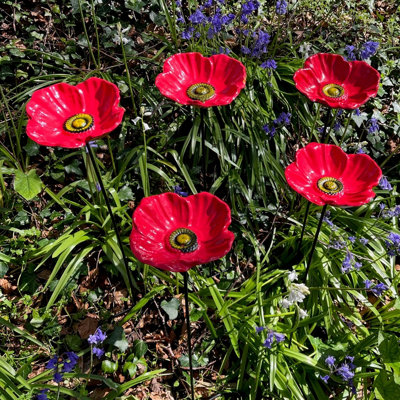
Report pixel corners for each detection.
[293,53,380,109]
[285,143,382,206]
[129,192,235,272]
[26,77,125,148]
[155,52,246,107]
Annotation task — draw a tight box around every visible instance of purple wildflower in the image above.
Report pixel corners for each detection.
[345,45,356,61]
[173,185,188,197]
[337,364,355,381]
[364,279,372,289]
[92,347,105,358]
[359,238,369,245]
[372,282,387,297]
[379,176,392,191]
[255,326,265,333]
[368,118,379,133]
[88,328,107,345]
[37,390,49,400]
[354,108,361,116]
[263,331,274,349]
[276,0,288,15]
[182,27,195,40]
[263,124,276,137]
[321,375,330,383]
[46,355,58,370]
[360,41,379,60]
[53,372,63,383]
[325,355,336,367]
[341,251,354,273]
[261,59,277,70]
[356,147,365,154]
[189,9,207,25]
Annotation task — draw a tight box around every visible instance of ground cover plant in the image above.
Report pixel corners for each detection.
[0,0,400,399]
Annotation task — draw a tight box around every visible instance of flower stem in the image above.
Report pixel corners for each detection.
[200,108,207,189]
[183,272,195,400]
[299,201,311,250]
[304,204,328,281]
[86,143,136,295]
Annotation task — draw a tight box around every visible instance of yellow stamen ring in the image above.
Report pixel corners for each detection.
[169,228,198,253]
[64,113,94,133]
[187,83,216,102]
[317,177,343,195]
[322,84,345,98]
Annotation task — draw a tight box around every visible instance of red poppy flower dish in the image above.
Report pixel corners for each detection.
[129,192,235,272]
[285,143,382,207]
[155,52,246,107]
[26,77,125,148]
[293,53,380,109]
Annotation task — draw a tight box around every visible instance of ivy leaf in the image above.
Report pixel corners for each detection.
[14,169,42,200]
[133,340,148,359]
[161,297,180,320]
[101,360,118,373]
[108,326,129,353]
[374,370,400,400]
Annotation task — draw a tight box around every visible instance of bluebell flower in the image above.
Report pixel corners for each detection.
[330,239,346,249]
[364,279,372,289]
[337,364,355,381]
[321,375,330,383]
[337,109,344,117]
[53,372,63,383]
[348,236,356,243]
[189,9,207,25]
[255,326,265,333]
[221,13,235,25]
[37,389,49,400]
[263,124,276,137]
[372,282,387,296]
[175,1,182,6]
[261,59,277,70]
[263,331,274,348]
[262,330,285,348]
[241,1,260,18]
[276,112,291,125]
[274,332,286,343]
[368,118,379,133]
[359,237,369,245]
[325,355,336,366]
[334,121,342,132]
[354,262,362,270]
[46,355,58,370]
[62,352,79,373]
[341,251,354,273]
[379,176,392,191]
[356,147,365,154]
[203,0,213,7]
[360,41,379,60]
[177,12,184,23]
[241,46,251,55]
[250,30,270,57]
[88,328,107,345]
[182,27,195,40]
[276,0,288,15]
[345,356,356,370]
[345,45,356,61]
[354,108,361,116]
[379,203,386,211]
[92,347,105,358]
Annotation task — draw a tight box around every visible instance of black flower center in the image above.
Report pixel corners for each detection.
[322,84,345,98]
[317,177,343,195]
[64,113,94,133]
[187,83,216,102]
[169,228,198,253]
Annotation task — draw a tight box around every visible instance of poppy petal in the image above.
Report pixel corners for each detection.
[304,53,351,83]
[295,143,348,180]
[187,192,232,241]
[133,193,190,239]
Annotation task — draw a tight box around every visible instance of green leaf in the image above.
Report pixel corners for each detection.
[14,169,42,200]
[133,340,148,359]
[161,297,180,320]
[23,140,40,156]
[378,332,400,364]
[118,185,134,201]
[108,326,129,353]
[102,360,118,373]
[374,370,400,400]
[0,262,8,278]
[65,334,83,351]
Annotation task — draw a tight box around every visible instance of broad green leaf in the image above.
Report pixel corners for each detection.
[161,297,180,320]
[14,169,42,200]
